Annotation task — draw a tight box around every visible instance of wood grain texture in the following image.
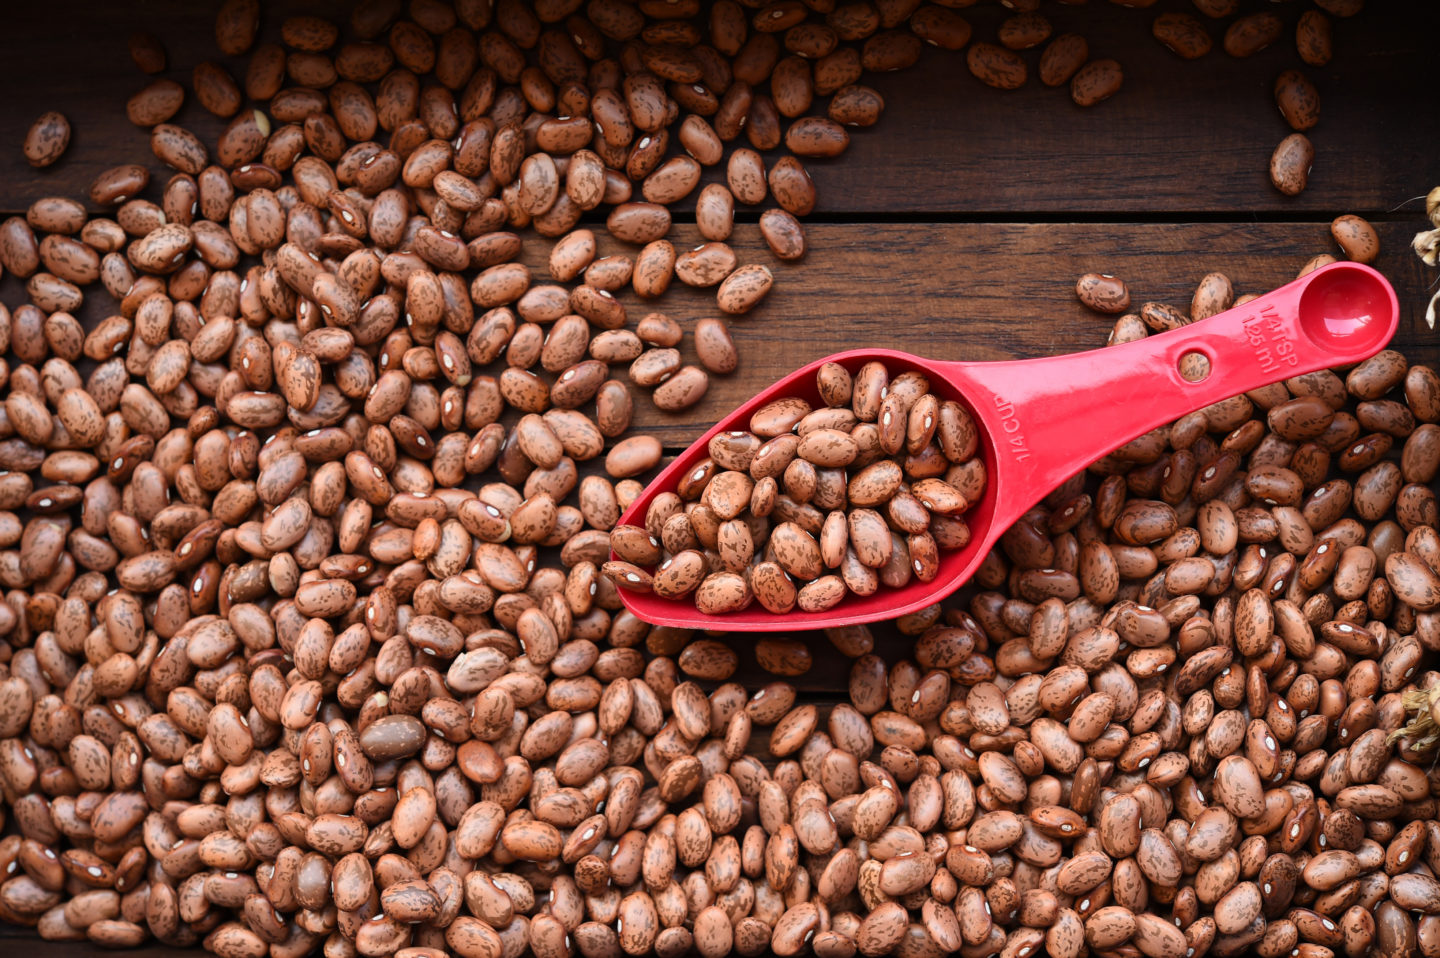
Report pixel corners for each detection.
[5,219,1431,451]
[832,0,1440,215]
[544,220,1439,447]
[0,0,1433,215]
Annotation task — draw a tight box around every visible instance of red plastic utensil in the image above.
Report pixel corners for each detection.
[613,261,1399,631]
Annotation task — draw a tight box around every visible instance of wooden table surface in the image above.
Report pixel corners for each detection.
[1,0,1438,953]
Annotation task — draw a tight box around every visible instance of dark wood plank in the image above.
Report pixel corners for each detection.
[561,219,1437,446]
[0,0,1432,216]
[829,0,1440,215]
[0,935,190,958]
[3,219,1429,451]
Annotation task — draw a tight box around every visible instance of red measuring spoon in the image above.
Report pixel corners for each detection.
[613,261,1399,631]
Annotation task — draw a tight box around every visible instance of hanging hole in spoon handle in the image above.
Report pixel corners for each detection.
[953,262,1399,533]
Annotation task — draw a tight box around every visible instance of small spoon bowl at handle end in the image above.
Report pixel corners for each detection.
[953,261,1400,539]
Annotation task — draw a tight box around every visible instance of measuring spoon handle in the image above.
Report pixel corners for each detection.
[950,262,1398,526]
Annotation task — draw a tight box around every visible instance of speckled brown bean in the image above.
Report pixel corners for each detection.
[909,6,971,51]
[857,902,909,955]
[785,117,849,159]
[694,184,734,241]
[716,265,773,315]
[1222,6,1286,54]
[1331,215,1379,264]
[767,156,816,217]
[150,123,207,175]
[695,572,752,614]
[751,561,797,613]
[606,203,671,245]
[653,367,709,411]
[633,240,676,299]
[1192,272,1234,321]
[759,209,806,261]
[828,86,884,127]
[726,149,767,205]
[967,43,1027,91]
[359,714,426,760]
[999,13,1052,51]
[816,363,853,409]
[548,230,596,282]
[1039,34,1088,86]
[24,112,70,168]
[1153,14,1213,59]
[1270,134,1314,197]
[694,319,738,374]
[862,31,922,73]
[674,242,738,288]
[1077,273,1131,314]
[607,436,662,478]
[193,61,243,117]
[215,0,259,55]
[1072,60,1123,107]
[1297,10,1333,67]
[89,163,149,205]
[1275,70,1320,132]
[595,380,633,437]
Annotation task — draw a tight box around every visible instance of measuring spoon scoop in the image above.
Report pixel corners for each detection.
[611,261,1399,630]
